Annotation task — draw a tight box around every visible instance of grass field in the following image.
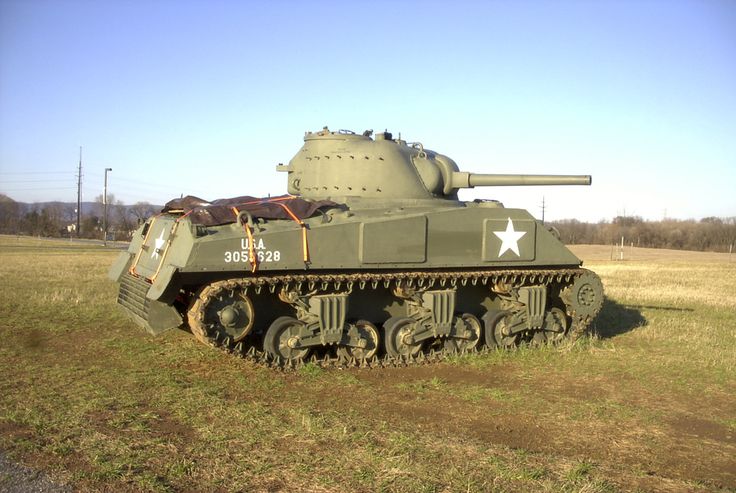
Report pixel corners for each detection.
[1,236,734,492]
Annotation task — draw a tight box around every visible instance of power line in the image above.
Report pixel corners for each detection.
[0,171,72,175]
[1,187,76,191]
[1,179,76,183]
[97,173,196,190]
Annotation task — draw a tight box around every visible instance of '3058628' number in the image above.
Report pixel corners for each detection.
[224,250,281,263]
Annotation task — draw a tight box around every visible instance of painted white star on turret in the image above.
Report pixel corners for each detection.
[151,230,166,259]
[493,218,526,257]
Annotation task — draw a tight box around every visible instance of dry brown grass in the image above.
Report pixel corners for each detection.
[570,244,734,263]
[1,237,735,492]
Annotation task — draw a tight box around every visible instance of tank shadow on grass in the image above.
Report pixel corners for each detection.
[591,297,647,339]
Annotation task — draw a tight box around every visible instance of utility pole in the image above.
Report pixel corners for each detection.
[103,167,112,246]
[76,147,82,238]
[540,196,546,223]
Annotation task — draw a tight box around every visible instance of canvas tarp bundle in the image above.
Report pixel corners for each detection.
[163,195,340,226]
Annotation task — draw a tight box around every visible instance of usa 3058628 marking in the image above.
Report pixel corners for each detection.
[224,238,281,263]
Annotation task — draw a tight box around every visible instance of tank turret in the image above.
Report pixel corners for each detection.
[278,127,591,202]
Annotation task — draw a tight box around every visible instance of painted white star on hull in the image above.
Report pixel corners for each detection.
[493,218,526,257]
[151,230,166,259]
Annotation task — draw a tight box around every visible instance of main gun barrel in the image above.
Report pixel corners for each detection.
[450,172,591,191]
[468,173,591,187]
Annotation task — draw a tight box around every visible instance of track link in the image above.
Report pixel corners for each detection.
[187,267,603,370]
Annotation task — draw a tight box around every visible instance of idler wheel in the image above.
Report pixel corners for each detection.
[264,316,310,362]
[384,317,422,357]
[568,271,604,319]
[336,320,380,360]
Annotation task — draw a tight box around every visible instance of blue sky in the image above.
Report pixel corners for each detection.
[1,0,734,221]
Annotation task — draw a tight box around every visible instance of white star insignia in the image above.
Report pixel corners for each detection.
[151,230,166,259]
[493,218,526,257]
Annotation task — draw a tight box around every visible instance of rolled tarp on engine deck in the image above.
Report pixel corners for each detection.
[162,194,340,226]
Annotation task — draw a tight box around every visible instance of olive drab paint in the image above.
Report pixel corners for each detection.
[110,128,604,365]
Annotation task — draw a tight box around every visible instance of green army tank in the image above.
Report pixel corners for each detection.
[109,127,604,366]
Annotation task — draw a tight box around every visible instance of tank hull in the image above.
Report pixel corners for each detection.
[110,200,602,362]
[112,202,579,277]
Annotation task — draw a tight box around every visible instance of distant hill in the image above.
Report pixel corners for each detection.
[0,196,163,217]
[17,200,99,216]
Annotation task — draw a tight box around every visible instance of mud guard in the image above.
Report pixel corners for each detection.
[119,296,182,336]
[116,269,183,336]
[141,300,183,336]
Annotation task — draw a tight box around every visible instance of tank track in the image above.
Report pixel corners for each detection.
[187,267,603,370]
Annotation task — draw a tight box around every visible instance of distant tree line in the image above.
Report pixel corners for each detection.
[0,193,158,240]
[2,193,734,252]
[550,216,736,253]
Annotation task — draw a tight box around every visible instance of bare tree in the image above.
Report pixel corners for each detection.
[551,217,736,252]
[0,194,21,233]
[129,201,157,225]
